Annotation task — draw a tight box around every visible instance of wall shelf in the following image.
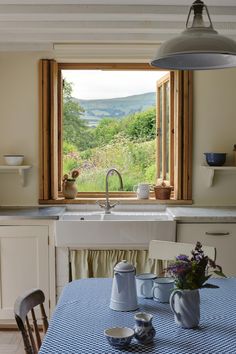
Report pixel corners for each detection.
[201,165,236,187]
[0,165,31,187]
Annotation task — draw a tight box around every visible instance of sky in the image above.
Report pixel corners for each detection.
[62,70,168,100]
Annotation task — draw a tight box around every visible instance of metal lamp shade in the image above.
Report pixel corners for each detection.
[151,0,236,70]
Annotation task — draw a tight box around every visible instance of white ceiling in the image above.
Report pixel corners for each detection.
[0,0,235,56]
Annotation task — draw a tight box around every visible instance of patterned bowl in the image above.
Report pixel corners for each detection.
[204,152,226,166]
[104,327,134,348]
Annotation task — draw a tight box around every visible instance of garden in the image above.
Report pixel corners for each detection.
[63,81,157,192]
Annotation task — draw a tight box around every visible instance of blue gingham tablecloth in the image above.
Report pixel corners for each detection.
[39,278,236,354]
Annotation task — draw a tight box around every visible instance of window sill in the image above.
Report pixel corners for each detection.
[39,197,192,205]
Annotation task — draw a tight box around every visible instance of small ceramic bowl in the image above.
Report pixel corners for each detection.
[104,327,134,348]
[4,155,24,166]
[204,152,226,166]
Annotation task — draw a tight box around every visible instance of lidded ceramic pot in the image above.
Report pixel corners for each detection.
[110,260,138,311]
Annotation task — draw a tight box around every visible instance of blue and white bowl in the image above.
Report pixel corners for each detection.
[204,152,226,166]
[104,327,134,348]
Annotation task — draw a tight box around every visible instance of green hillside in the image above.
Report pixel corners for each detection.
[75,92,156,126]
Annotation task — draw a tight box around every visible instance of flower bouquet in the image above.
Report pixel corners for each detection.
[167,242,226,329]
[63,169,80,183]
[166,241,226,290]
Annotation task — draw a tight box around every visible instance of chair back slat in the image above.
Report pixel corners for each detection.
[40,303,48,333]
[31,308,42,350]
[15,315,34,354]
[14,288,48,354]
[26,315,37,354]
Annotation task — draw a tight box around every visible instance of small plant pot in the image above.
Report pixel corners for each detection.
[154,186,172,200]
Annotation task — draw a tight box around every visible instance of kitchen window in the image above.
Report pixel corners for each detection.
[39,61,192,203]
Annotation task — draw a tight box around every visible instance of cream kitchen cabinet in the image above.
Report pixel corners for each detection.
[177,223,236,276]
[0,225,49,320]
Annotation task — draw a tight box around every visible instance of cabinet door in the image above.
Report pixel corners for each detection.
[0,226,49,320]
[177,223,236,277]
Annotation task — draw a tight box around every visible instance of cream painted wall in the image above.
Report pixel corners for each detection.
[0,52,50,206]
[193,68,236,205]
[0,52,236,206]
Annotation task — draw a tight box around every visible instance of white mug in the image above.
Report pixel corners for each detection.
[152,277,175,303]
[133,183,150,199]
[136,273,157,298]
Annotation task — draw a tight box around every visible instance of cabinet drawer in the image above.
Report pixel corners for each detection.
[177,223,236,276]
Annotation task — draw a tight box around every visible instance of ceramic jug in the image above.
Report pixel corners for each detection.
[110,260,138,311]
[134,312,156,344]
[62,179,77,199]
[170,289,200,328]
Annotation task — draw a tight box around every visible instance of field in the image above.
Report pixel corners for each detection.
[64,137,156,192]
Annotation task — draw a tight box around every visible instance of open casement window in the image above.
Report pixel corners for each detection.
[39,60,192,203]
[156,72,174,187]
[156,71,193,200]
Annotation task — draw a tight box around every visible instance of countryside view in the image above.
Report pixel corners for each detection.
[63,70,167,192]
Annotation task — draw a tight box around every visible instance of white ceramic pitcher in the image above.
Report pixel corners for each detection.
[170,289,200,328]
[110,260,138,311]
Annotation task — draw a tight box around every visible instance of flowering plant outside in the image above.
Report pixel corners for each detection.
[166,242,226,290]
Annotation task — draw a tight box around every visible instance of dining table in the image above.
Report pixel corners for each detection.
[39,277,236,354]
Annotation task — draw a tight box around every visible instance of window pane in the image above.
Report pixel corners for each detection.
[62,70,168,192]
[159,86,163,180]
[165,81,170,182]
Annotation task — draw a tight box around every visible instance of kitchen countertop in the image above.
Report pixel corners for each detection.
[0,205,236,222]
[0,206,66,220]
[168,207,236,222]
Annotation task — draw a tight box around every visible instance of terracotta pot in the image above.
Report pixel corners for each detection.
[62,179,77,199]
[154,186,172,200]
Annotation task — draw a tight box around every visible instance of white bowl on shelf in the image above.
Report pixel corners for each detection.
[4,155,24,166]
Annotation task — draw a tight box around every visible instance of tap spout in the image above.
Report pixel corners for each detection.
[105,168,123,206]
[97,168,123,214]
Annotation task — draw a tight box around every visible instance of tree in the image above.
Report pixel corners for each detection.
[63,80,91,151]
[91,117,121,147]
[122,107,156,142]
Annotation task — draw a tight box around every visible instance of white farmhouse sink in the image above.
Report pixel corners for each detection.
[62,211,172,221]
[56,211,175,248]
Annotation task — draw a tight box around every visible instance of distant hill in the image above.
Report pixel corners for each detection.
[74,92,156,127]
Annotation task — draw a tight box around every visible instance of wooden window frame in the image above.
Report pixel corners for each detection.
[156,72,175,186]
[39,61,192,204]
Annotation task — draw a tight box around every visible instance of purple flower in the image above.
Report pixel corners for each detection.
[176,254,189,261]
[167,261,191,276]
[165,241,225,290]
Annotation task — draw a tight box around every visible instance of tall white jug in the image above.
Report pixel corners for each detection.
[110,260,138,311]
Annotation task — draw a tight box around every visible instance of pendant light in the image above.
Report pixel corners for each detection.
[151,0,236,70]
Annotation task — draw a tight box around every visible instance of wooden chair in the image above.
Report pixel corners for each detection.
[14,288,48,354]
[149,240,216,275]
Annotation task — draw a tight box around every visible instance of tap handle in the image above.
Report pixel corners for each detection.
[110,201,120,209]
[96,200,106,208]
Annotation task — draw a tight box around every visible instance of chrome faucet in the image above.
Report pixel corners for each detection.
[97,168,123,214]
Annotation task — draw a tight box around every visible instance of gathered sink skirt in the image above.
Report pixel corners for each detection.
[70,249,165,279]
